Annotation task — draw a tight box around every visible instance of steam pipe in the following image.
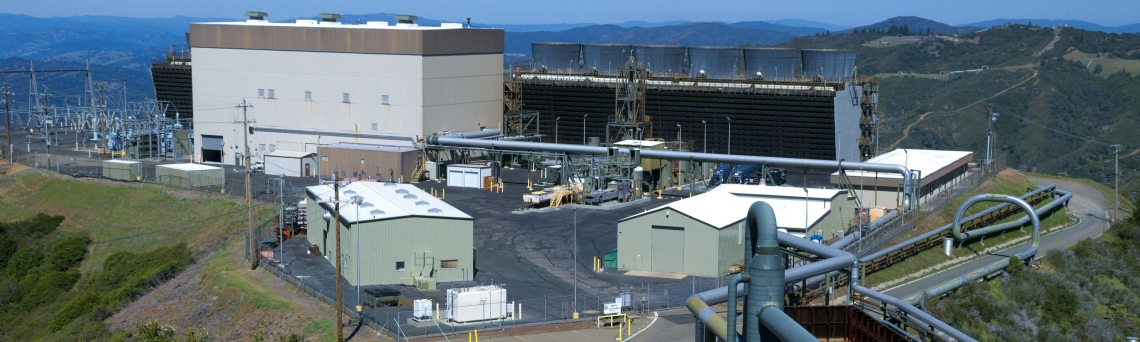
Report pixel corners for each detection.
[760,306,819,342]
[853,285,978,342]
[425,136,916,209]
[747,202,783,342]
[860,185,1056,262]
[726,273,747,342]
[441,128,501,140]
[903,192,1058,305]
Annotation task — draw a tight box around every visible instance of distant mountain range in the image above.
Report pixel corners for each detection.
[845,16,981,35]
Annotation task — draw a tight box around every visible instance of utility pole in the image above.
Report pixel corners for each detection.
[3,84,9,162]
[334,173,344,342]
[1112,144,1122,223]
[236,99,256,270]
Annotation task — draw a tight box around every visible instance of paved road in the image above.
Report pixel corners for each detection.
[884,176,1109,299]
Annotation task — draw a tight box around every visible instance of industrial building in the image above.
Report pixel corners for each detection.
[512,43,874,162]
[263,150,317,177]
[102,160,142,181]
[616,184,854,277]
[318,143,421,182]
[306,181,473,287]
[189,13,504,165]
[155,163,224,187]
[830,149,973,209]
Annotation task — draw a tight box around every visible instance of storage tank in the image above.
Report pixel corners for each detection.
[800,49,857,81]
[743,48,797,81]
[687,46,741,79]
[532,42,581,74]
[582,44,633,75]
[446,285,508,323]
[633,166,644,199]
[634,45,686,76]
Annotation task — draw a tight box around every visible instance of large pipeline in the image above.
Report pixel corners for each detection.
[425,136,916,209]
[903,193,1048,305]
[441,128,501,140]
[859,185,1059,263]
[853,285,978,342]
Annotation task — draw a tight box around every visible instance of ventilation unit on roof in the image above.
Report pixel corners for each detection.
[318,13,341,22]
[245,11,268,21]
[344,190,357,195]
[360,202,375,208]
[404,194,418,200]
[428,208,443,214]
[370,209,385,216]
[351,195,364,203]
[395,14,418,24]
[415,200,429,206]
[396,189,410,194]
[384,183,397,187]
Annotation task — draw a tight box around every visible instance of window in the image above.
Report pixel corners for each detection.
[267,89,275,99]
[382,94,389,105]
[258,89,265,98]
[305,91,312,101]
[360,158,365,164]
[342,93,350,103]
[371,123,378,131]
[395,261,405,271]
[440,260,458,269]
[259,144,266,151]
[321,156,329,161]
[268,144,276,152]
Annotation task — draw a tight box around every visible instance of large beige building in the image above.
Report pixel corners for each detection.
[189,17,503,166]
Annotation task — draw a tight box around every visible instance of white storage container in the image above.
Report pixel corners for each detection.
[413,299,433,320]
[446,285,507,323]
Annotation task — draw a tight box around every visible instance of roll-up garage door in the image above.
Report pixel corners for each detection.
[464,171,480,188]
[448,170,465,187]
[651,226,685,273]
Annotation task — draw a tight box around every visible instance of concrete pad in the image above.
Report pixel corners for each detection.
[623,270,687,279]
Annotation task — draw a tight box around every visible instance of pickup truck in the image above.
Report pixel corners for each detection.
[251,161,264,173]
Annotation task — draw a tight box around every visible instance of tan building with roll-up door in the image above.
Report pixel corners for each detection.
[318,143,420,181]
[189,16,503,165]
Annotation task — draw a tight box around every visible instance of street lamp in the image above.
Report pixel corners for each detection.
[1111,144,1122,222]
[351,196,364,315]
[573,206,578,315]
[726,117,732,155]
[555,117,560,144]
[676,124,682,148]
[582,114,588,145]
[804,187,810,239]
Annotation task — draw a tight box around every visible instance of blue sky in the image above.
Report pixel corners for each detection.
[0,0,1134,26]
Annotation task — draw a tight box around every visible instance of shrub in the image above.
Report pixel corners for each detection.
[6,245,43,279]
[48,234,91,271]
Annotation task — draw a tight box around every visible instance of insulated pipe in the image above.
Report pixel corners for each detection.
[441,128,501,139]
[860,185,1056,262]
[426,136,916,209]
[904,192,1055,305]
[746,202,783,342]
[854,285,978,342]
[950,193,1048,246]
[951,190,1070,241]
[828,230,860,250]
[726,273,748,342]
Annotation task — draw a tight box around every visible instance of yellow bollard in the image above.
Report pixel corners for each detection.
[617,322,623,341]
[474,330,479,341]
[500,180,505,192]
[468,331,472,342]
[527,178,532,190]
[442,188,446,200]
[657,188,663,199]
[627,318,631,336]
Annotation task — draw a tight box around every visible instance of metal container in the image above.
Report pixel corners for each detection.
[582,44,633,75]
[742,48,797,81]
[587,136,601,146]
[446,285,508,323]
[532,42,581,74]
[800,49,857,81]
[545,165,562,185]
[634,45,686,76]
[413,299,432,320]
[943,237,954,257]
[687,46,741,79]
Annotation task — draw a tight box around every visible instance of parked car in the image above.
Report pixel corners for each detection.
[251,161,264,173]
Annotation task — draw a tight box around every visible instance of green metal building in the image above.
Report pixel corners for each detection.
[306,181,473,288]
[617,184,853,277]
[102,159,142,181]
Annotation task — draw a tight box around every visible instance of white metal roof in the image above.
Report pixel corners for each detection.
[448,164,491,169]
[613,140,665,147]
[622,184,841,230]
[835,149,972,180]
[158,163,222,171]
[306,181,471,223]
[200,20,471,31]
[265,150,316,159]
[103,159,140,165]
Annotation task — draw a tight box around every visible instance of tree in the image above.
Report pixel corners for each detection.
[1094,64,1104,74]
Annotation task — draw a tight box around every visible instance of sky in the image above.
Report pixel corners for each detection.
[0,0,1135,27]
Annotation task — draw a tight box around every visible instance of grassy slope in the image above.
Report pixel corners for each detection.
[863,170,1070,288]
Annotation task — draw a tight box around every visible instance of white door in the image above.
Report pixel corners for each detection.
[448,170,465,187]
[464,171,480,188]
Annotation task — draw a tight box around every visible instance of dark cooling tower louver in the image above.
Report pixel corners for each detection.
[687,46,741,79]
[743,48,797,81]
[245,11,268,20]
[582,44,633,76]
[531,42,582,74]
[318,13,342,22]
[633,45,686,76]
[800,49,857,81]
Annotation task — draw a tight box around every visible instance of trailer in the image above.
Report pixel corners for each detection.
[446,285,508,323]
[523,190,554,205]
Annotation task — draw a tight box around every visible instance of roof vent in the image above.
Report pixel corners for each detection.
[360,202,375,208]
[245,11,268,20]
[318,13,342,22]
[344,190,358,196]
[395,14,418,24]
[395,189,410,194]
[351,195,364,203]
[383,182,397,187]
[370,209,385,216]
[404,194,418,200]
[428,208,443,214]
[415,200,430,206]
